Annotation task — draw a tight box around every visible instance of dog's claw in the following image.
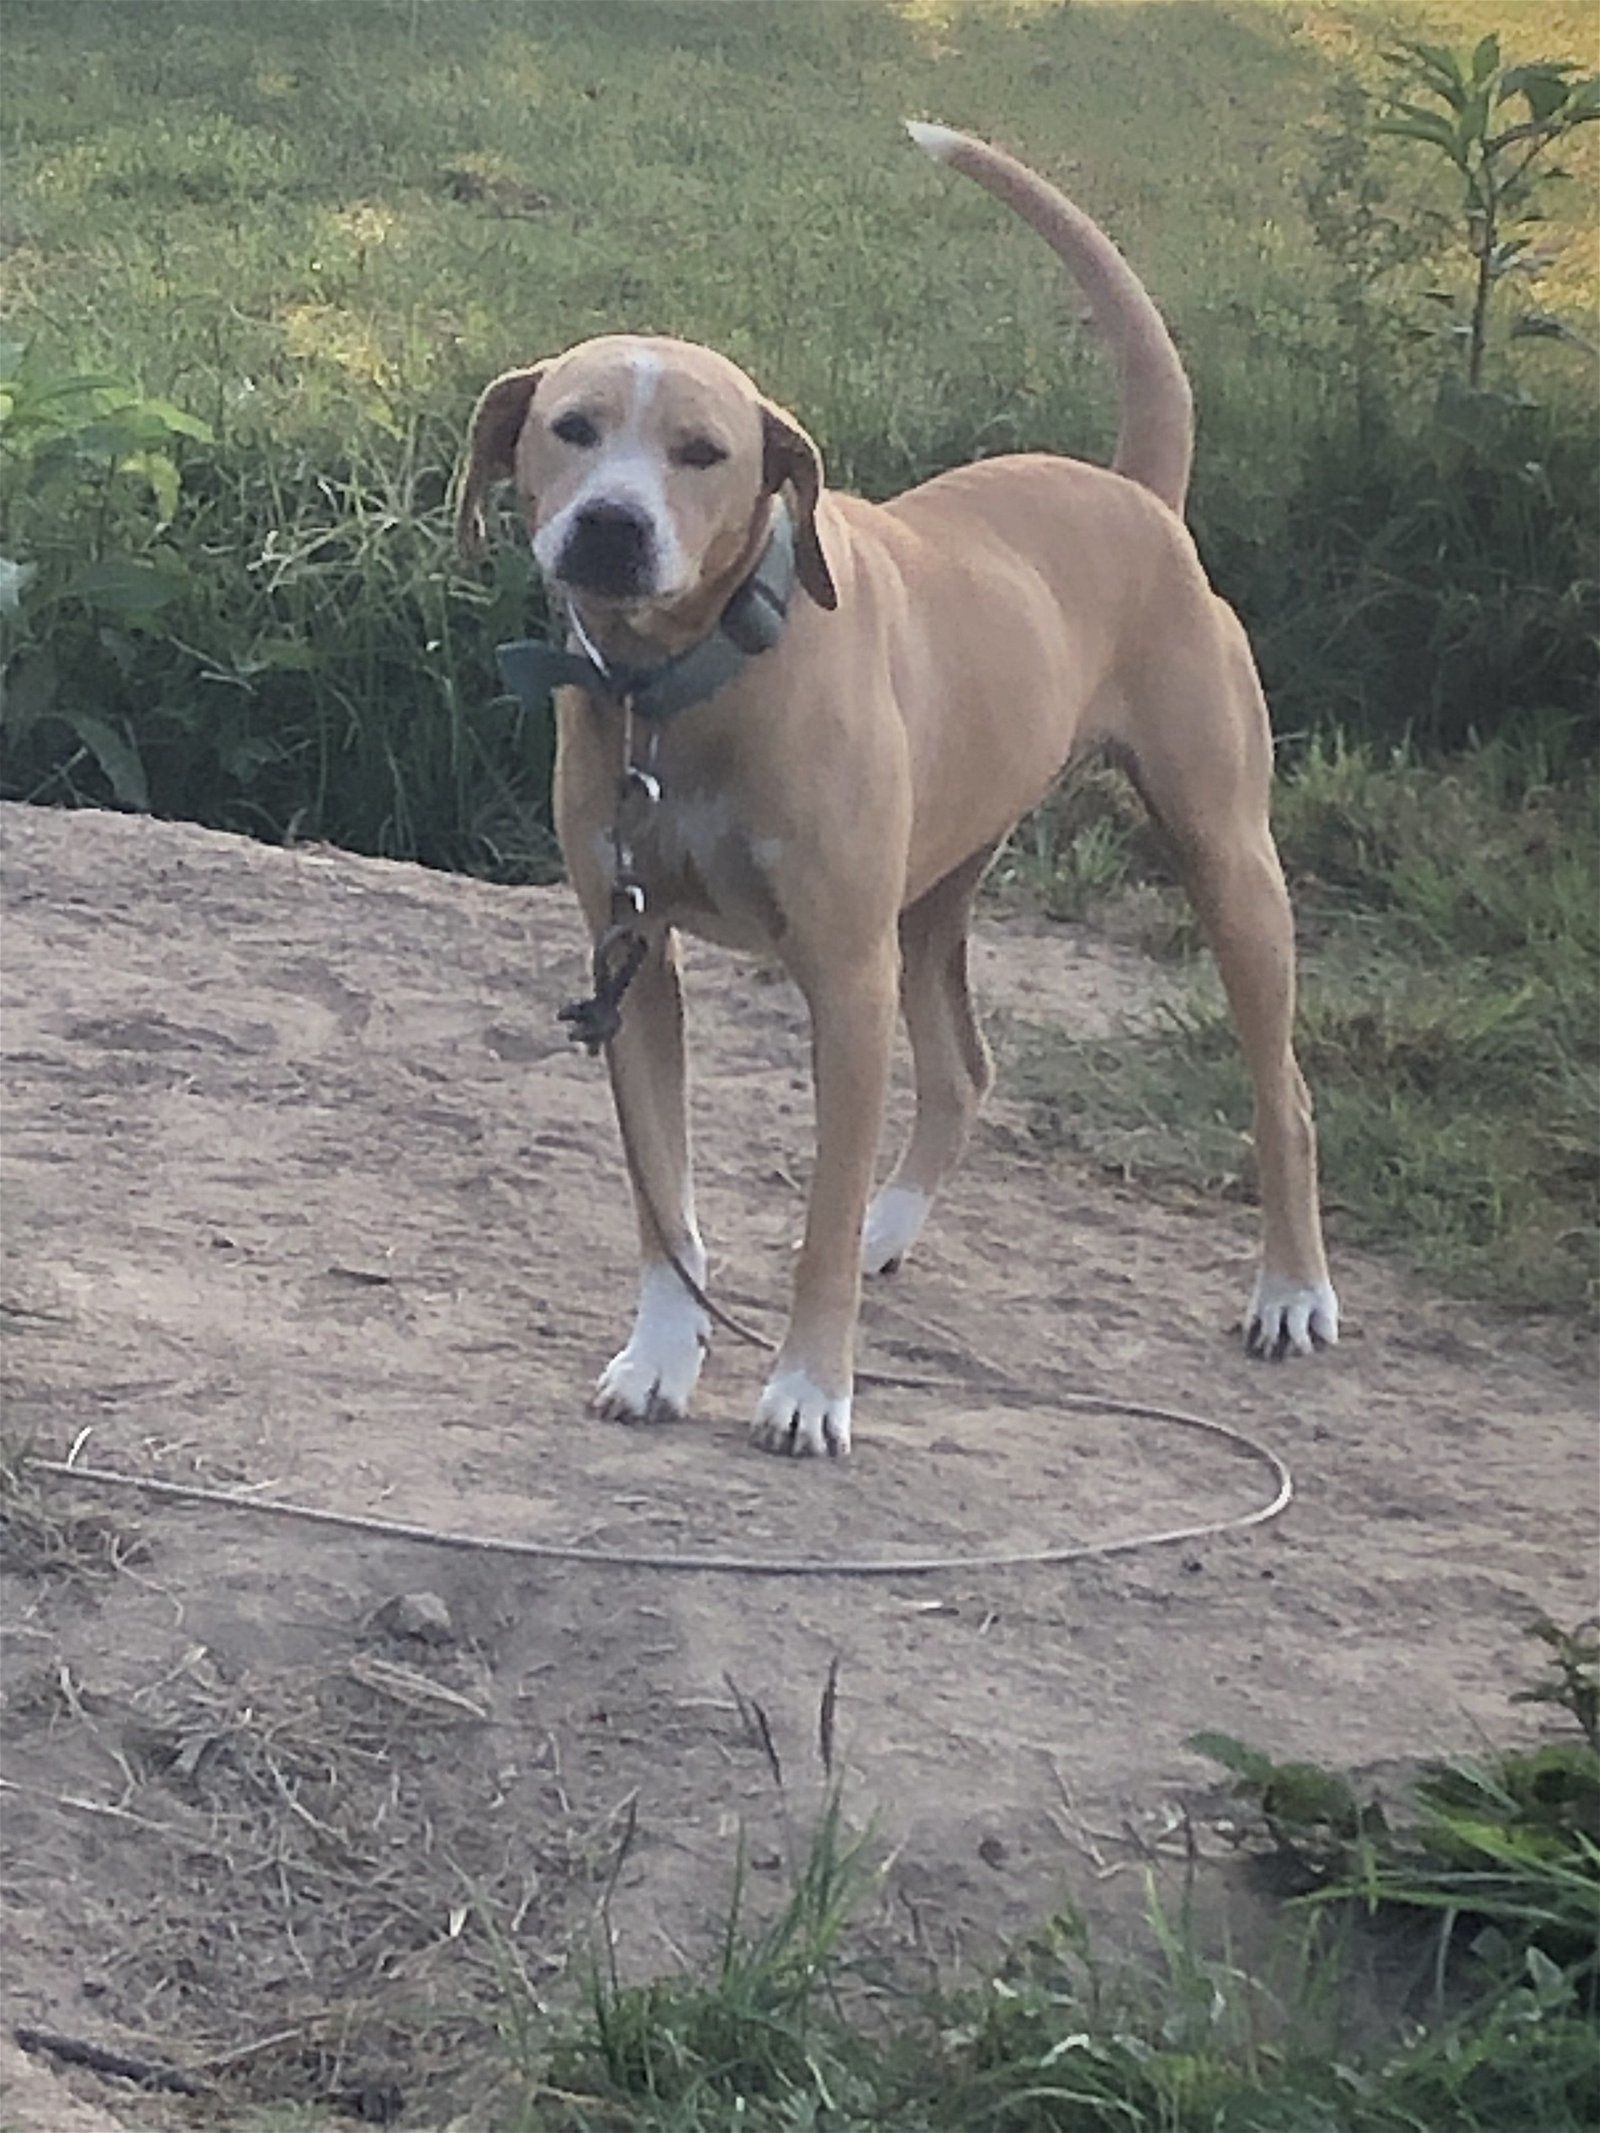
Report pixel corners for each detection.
[1244,1275,1339,1361]
[751,1367,852,1458]
[594,1378,683,1426]
[594,1269,710,1424]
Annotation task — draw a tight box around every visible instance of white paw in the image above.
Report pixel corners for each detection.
[1245,1272,1340,1359]
[860,1185,931,1276]
[594,1261,709,1424]
[750,1366,852,1458]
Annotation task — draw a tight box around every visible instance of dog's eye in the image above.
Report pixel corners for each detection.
[551,411,600,448]
[673,435,728,470]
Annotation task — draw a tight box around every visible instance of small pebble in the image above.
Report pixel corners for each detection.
[375,1591,454,1645]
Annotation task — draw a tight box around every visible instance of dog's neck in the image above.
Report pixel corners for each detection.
[497,500,796,729]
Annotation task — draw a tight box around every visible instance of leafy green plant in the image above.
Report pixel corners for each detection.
[0,335,559,875]
[1377,35,1600,386]
[1226,31,1600,762]
[1186,1733,1385,1878]
[1302,72,1442,440]
[899,1876,1599,2132]
[1516,1619,1600,1754]
[0,341,214,809]
[1191,1619,1600,1989]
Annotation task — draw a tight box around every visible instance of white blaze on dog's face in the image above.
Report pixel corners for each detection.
[523,339,763,609]
[455,335,837,623]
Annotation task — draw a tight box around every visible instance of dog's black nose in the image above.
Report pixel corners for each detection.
[559,501,653,596]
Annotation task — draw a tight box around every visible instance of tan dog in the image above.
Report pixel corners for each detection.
[455,123,1339,1458]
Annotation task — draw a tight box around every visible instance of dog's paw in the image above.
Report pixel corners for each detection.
[1245,1273,1340,1360]
[861,1185,931,1277]
[750,1367,852,1458]
[593,1265,709,1424]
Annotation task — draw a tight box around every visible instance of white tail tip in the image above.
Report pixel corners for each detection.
[904,119,969,163]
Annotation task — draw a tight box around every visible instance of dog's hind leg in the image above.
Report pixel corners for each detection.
[862,841,999,1275]
[1189,837,1337,1357]
[1126,613,1338,1358]
[591,927,712,1424]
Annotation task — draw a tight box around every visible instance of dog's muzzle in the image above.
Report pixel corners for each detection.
[557,501,655,598]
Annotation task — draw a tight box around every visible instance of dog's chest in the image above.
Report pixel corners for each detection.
[597,787,786,951]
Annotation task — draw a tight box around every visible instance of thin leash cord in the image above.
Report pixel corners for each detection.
[22,1107,1297,1575]
[28,1391,1288,1577]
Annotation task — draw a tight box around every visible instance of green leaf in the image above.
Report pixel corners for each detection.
[0,379,213,458]
[1499,62,1566,96]
[1185,1732,1275,1785]
[119,450,181,526]
[241,637,317,673]
[1388,97,1455,128]
[135,397,213,444]
[1401,40,1470,110]
[96,627,140,679]
[1376,113,1462,155]
[1471,33,1500,85]
[0,647,58,735]
[63,709,150,810]
[1525,1943,1566,1994]
[69,554,189,621]
[1486,237,1534,276]
[1511,311,1594,348]
[217,732,283,783]
[1502,65,1581,124]
[1413,39,1461,75]
[1,380,119,446]
[71,415,164,460]
[1262,1762,1362,1831]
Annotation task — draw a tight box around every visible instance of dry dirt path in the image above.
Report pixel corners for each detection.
[2,803,1592,2124]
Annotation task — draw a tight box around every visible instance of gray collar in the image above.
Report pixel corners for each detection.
[496,503,796,724]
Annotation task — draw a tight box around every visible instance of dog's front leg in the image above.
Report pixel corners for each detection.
[592,927,711,1425]
[752,942,899,1458]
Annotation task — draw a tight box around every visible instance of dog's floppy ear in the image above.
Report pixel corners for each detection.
[760,400,837,612]
[454,366,546,562]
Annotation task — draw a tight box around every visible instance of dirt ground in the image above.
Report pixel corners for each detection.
[1,802,1594,2128]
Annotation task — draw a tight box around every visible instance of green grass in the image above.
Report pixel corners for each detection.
[2,0,1596,864]
[517,1834,1600,2132]
[501,1625,1600,2130]
[1007,739,1600,1315]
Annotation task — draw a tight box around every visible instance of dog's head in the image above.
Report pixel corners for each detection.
[454,335,836,626]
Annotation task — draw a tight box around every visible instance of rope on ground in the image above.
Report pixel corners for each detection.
[25,1387,1290,1578]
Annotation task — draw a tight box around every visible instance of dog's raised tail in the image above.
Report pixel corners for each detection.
[906,121,1193,516]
